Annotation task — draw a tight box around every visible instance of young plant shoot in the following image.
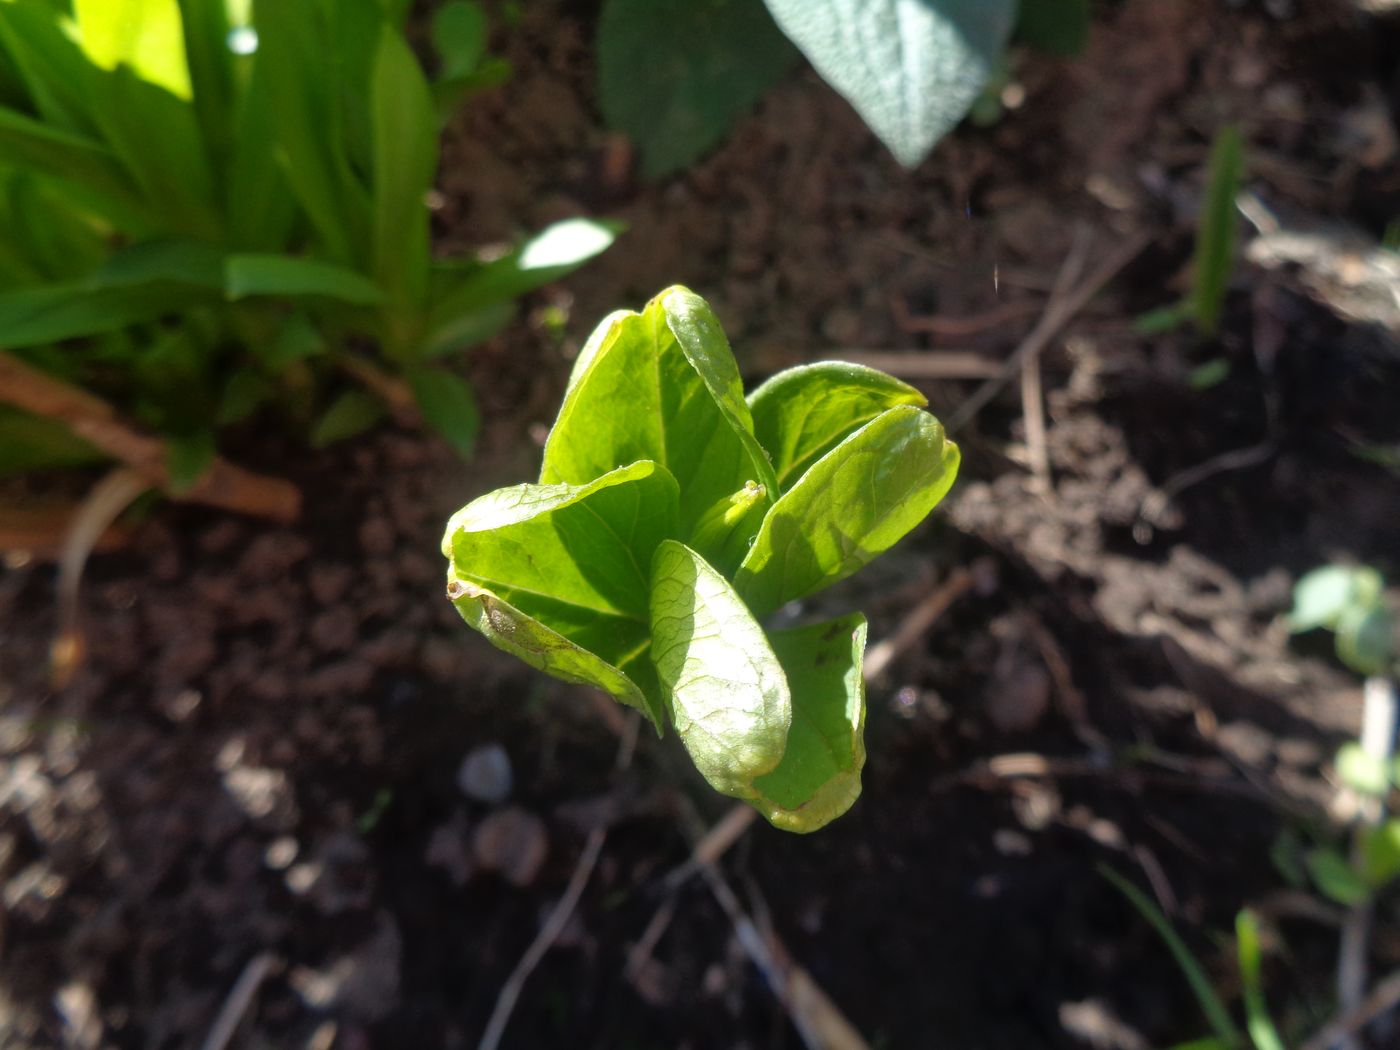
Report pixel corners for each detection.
[441,287,960,832]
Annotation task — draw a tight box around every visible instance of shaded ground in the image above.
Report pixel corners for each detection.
[4,1,1400,1047]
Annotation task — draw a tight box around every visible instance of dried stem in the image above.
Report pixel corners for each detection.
[0,350,300,522]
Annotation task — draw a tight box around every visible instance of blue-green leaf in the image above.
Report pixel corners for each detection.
[762,0,1017,167]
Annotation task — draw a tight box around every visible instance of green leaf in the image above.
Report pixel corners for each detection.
[751,614,867,832]
[598,0,799,178]
[1014,0,1091,57]
[252,0,369,265]
[650,539,791,799]
[446,461,680,625]
[1363,820,1400,887]
[406,367,479,457]
[540,286,774,532]
[93,238,225,289]
[83,65,219,238]
[0,282,208,347]
[1337,741,1392,796]
[432,1,488,80]
[1289,565,1383,633]
[1190,125,1244,337]
[423,219,619,355]
[1099,866,1243,1049]
[660,286,778,494]
[216,367,275,425]
[447,578,663,730]
[370,23,436,311]
[166,429,215,493]
[0,407,105,477]
[1235,910,1285,1050]
[0,107,149,228]
[310,389,386,448]
[224,254,386,305]
[762,0,1017,168]
[688,480,768,576]
[73,0,192,99]
[735,405,959,617]
[176,0,235,161]
[747,361,927,491]
[1306,847,1370,906]
[1335,603,1395,677]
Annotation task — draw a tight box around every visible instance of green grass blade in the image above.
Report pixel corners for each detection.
[1191,125,1244,337]
[1235,910,1285,1050]
[1100,865,1243,1048]
[369,24,435,310]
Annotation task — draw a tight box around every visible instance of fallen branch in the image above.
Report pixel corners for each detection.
[0,351,300,522]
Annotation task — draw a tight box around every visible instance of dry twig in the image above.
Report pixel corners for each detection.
[477,711,640,1050]
[946,231,1151,432]
[1300,968,1400,1050]
[0,350,300,522]
[199,953,280,1050]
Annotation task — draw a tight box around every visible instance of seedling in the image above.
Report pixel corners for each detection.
[442,286,960,831]
[1137,125,1246,339]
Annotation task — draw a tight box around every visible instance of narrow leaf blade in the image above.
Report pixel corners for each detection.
[407,367,479,457]
[225,254,386,305]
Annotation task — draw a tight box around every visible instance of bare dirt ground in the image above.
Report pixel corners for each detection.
[3,1,1400,1047]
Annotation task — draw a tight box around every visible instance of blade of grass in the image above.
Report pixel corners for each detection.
[1191,125,1244,337]
[1099,865,1243,1048]
[1235,910,1285,1050]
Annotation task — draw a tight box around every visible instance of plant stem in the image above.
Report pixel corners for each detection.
[1335,675,1399,1050]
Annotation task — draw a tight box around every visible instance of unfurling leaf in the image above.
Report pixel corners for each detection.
[442,286,960,831]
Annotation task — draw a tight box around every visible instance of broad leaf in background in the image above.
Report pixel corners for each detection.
[735,405,960,617]
[763,0,1017,167]
[1013,0,1091,57]
[650,539,791,798]
[598,0,799,178]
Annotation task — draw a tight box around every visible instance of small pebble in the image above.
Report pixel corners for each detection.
[472,807,547,887]
[457,744,513,804]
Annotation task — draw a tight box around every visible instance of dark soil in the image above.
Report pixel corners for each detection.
[4,1,1400,1048]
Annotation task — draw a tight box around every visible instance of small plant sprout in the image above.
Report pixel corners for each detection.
[442,286,960,832]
